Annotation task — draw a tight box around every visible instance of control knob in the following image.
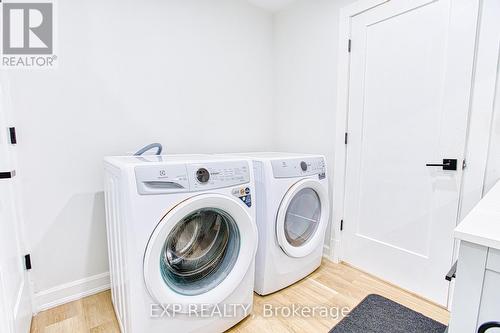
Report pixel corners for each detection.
[196,168,210,183]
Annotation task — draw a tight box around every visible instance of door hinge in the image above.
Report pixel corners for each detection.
[8,127,17,145]
[462,160,467,170]
[24,254,32,270]
[344,132,348,145]
[348,39,352,53]
[340,219,344,231]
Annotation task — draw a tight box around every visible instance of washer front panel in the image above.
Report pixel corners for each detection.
[143,194,256,312]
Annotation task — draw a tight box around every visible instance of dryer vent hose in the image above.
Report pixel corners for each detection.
[134,143,163,156]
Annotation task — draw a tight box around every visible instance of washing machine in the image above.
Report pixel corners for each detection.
[103,154,258,333]
[230,152,329,295]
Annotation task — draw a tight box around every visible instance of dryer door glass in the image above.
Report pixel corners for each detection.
[160,208,240,296]
[284,188,321,247]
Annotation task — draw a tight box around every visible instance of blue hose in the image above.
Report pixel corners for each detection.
[134,143,163,156]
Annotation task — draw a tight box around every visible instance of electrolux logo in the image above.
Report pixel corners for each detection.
[1,0,57,68]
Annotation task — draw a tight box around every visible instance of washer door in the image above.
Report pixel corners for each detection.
[144,194,257,311]
[276,179,329,258]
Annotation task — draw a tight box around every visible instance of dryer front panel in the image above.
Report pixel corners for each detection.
[276,179,329,258]
[283,188,321,247]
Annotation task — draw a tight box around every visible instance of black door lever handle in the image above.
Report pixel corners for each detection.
[426,159,457,171]
[0,170,16,179]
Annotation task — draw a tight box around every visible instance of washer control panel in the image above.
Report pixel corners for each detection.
[135,161,250,194]
[272,157,326,179]
[188,161,251,190]
[232,186,252,207]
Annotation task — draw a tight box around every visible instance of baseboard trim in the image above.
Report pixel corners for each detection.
[34,272,110,313]
[331,238,341,263]
[322,244,331,258]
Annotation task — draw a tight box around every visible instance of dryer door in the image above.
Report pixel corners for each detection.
[144,194,257,311]
[276,179,329,258]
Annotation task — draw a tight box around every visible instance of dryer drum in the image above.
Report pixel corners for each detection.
[284,188,321,247]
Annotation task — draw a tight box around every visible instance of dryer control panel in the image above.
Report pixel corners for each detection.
[272,157,326,179]
[135,161,250,194]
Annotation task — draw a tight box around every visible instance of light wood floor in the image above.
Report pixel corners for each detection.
[31,260,449,333]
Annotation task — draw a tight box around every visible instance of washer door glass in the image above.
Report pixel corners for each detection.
[160,207,240,296]
[284,188,321,247]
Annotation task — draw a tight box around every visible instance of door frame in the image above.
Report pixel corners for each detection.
[329,0,485,302]
[0,73,33,331]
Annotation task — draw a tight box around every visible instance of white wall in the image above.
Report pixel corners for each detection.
[485,88,500,192]
[483,25,500,193]
[7,0,273,306]
[273,0,357,246]
[458,0,500,221]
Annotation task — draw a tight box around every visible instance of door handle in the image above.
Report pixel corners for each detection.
[426,159,457,171]
[0,170,16,179]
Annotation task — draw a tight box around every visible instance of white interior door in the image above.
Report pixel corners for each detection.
[342,0,478,305]
[0,76,32,333]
